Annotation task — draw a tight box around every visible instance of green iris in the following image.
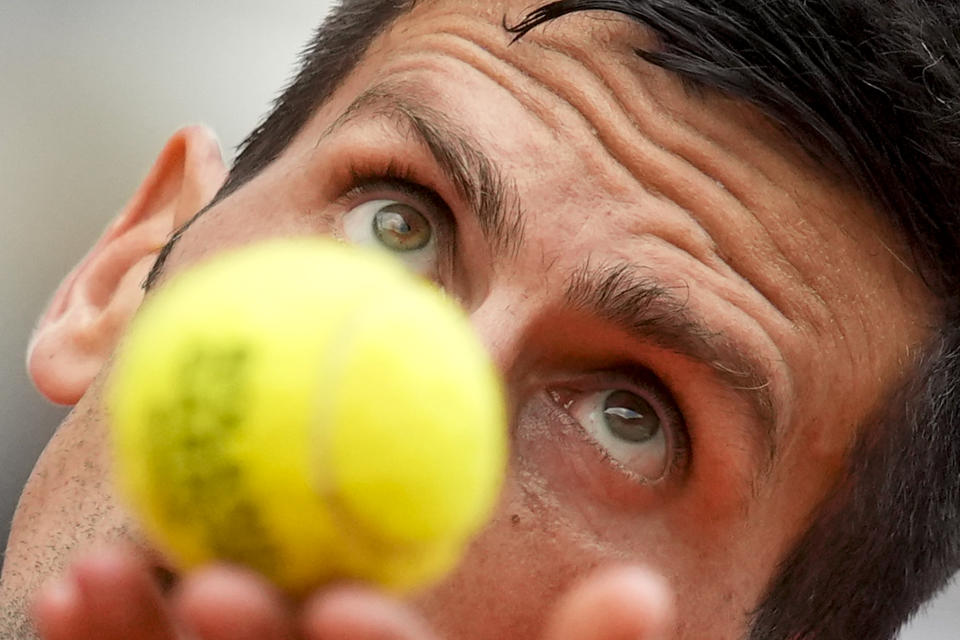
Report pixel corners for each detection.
[373,204,431,252]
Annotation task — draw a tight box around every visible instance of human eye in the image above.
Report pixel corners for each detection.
[339,174,450,278]
[548,368,689,483]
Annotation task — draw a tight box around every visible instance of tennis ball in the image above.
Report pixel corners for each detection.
[107,237,506,594]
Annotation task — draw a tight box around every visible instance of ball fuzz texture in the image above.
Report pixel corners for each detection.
[108,238,506,594]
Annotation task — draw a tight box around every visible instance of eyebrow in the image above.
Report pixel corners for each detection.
[565,261,779,469]
[321,82,525,258]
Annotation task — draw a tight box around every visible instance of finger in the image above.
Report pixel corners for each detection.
[172,565,297,640]
[302,586,441,640]
[543,566,675,640]
[32,573,91,640]
[33,548,179,640]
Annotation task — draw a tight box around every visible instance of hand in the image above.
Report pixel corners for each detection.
[32,548,674,640]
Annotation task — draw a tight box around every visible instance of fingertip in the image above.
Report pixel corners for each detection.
[173,565,296,640]
[69,546,147,590]
[604,566,675,627]
[32,576,83,640]
[32,548,146,640]
[61,547,179,640]
[173,564,285,612]
[302,586,439,640]
[545,565,676,640]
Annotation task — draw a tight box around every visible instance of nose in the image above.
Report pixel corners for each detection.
[468,286,536,398]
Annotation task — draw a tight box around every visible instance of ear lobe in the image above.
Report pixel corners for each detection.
[28,125,228,405]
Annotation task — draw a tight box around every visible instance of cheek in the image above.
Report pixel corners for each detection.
[413,453,759,640]
[2,393,129,595]
[19,404,113,525]
[412,469,609,639]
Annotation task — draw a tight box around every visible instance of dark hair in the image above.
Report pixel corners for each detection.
[146,2,960,638]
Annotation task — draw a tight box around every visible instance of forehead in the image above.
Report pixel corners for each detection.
[358,0,907,281]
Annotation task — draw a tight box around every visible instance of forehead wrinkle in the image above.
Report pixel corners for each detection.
[564,259,779,473]
[320,80,526,259]
[395,29,746,275]
[409,20,815,330]
[397,28,751,275]
[635,81,844,328]
[400,24,716,219]
[391,26,573,142]
[592,39,861,338]
[429,24,666,193]
[509,33,829,329]
[391,7,837,336]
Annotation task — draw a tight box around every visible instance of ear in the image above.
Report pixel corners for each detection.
[28,125,228,405]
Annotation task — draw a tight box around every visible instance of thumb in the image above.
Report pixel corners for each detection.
[543,566,675,640]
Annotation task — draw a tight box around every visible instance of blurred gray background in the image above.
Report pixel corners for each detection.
[0,1,956,637]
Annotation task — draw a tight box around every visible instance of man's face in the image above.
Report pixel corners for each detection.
[1,1,935,637]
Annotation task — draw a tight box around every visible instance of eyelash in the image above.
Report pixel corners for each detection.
[550,367,692,483]
[336,159,450,214]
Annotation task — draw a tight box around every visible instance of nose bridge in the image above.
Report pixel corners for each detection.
[468,283,536,382]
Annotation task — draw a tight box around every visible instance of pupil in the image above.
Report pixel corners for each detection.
[373,204,430,251]
[603,390,660,442]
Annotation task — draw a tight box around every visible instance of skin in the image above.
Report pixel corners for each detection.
[1,1,937,638]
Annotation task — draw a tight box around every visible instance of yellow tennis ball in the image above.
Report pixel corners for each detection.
[107,237,507,595]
